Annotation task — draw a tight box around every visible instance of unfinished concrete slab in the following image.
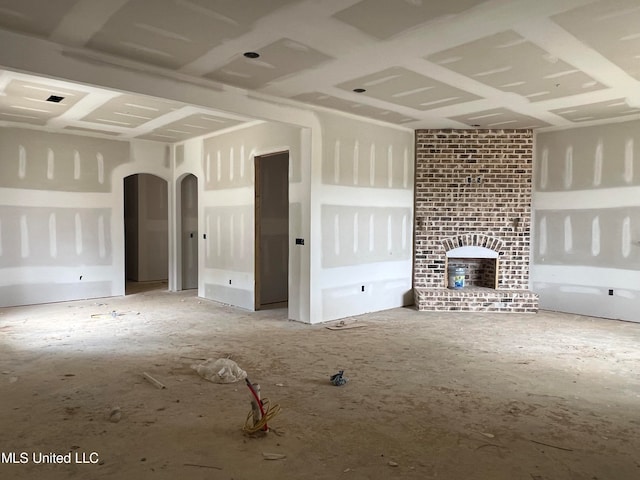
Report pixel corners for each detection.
[1,289,638,479]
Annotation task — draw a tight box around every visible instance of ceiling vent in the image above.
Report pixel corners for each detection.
[46,95,64,103]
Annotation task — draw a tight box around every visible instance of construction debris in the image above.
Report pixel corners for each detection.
[330,370,347,386]
[326,320,367,331]
[262,452,286,460]
[142,372,166,389]
[192,358,247,384]
[108,406,122,423]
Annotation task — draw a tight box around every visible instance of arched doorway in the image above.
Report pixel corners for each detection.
[123,173,169,294]
[180,174,198,290]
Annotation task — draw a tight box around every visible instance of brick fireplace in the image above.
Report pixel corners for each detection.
[413,129,538,312]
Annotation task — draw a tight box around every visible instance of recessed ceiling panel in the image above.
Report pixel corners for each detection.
[427,31,605,102]
[0,79,88,126]
[206,38,333,90]
[552,0,640,81]
[551,98,640,122]
[0,0,80,37]
[337,66,481,111]
[449,108,550,129]
[81,94,180,129]
[63,126,122,136]
[333,0,487,39]
[87,0,299,69]
[293,92,417,124]
[138,114,243,142]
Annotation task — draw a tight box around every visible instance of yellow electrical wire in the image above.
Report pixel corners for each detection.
[242,397,281,434]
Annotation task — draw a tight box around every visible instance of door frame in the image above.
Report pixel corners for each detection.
[179,173,198,290]
[254,150,289,310]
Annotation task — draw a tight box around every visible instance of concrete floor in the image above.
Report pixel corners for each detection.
[1,287,639,479]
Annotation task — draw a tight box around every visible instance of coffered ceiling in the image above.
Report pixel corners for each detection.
[1,0,640,140]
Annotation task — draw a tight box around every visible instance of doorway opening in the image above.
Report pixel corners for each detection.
[255,151,289,310]
[124,174,169,295]
[180,174,198,290]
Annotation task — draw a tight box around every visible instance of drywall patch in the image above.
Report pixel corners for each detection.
[18,145,26,179]
[202,122,301,190]
[164,145,170,168]
[591,216,600,256]
[322,205,411,268]
[539,216,547,256]
[534,207,640,269]
[622,216,631,258]
[0,207,112,268]
[564,145,573,189]
[564,216,573,253]
[204,205,252,272]
[318,111,413,188]
[624,138,634,183]
[73,150,81,180]
[96,153,104,184]
[594,140,603,186]
[536,119,640,191]
[216,151,221,181]
[47,148,55,180]
[540,147,548,189]
[175,144,185,167]
[0,128,129,192]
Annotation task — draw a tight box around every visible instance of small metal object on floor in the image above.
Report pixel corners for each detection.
[330,370,347,386]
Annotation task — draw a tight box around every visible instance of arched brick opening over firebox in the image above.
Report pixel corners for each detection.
[441,234,503,254]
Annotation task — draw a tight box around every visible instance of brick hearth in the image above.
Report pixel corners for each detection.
[413,129,539,313]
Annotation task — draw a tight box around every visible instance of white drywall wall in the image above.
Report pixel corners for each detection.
[533,120,640,323]
[0,128,170,307]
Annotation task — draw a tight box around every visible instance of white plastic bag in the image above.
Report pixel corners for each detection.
[191,358,247,384]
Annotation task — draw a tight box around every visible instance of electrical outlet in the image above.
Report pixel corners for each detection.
[361,285,365,292]
[229,279,232,285]
[608,289,614,296]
